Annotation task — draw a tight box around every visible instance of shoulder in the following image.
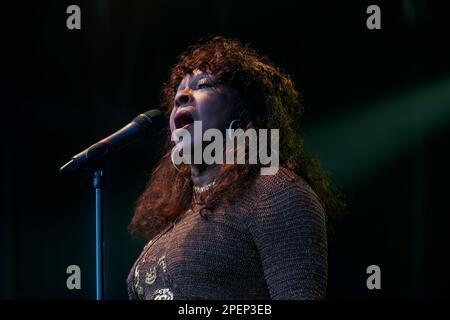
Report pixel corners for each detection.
[223,167,326,233]
[250,167,324,214]
[243,168,329,299]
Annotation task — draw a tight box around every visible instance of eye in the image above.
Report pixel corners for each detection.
[196,77,214,89]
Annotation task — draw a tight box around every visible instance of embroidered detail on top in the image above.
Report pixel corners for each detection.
[133,266,145,299]
[145,266,157,285]
[158,255,167,273]
[153,288,174,300]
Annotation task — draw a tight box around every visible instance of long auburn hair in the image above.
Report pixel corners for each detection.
[129,36,345,240]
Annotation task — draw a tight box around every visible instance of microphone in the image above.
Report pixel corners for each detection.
[59,109,165,173]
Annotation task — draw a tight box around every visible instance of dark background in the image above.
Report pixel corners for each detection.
[1,0,450,299]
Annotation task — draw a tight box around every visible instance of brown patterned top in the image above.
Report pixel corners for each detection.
[126,167,328,300]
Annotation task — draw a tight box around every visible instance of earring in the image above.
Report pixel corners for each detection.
[227,119,240,141]
[171,147,182,172]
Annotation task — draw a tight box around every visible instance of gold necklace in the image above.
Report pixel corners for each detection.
[192,180,216,204]
[193,180,216,195]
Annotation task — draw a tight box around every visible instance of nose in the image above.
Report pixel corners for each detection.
[174,88,193,108]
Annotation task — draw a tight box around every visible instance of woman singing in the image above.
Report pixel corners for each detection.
[127,36,344,300]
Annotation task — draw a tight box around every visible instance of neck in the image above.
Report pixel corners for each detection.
[190,164,219,187]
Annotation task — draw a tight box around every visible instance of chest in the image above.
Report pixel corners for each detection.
[128,208,266,299]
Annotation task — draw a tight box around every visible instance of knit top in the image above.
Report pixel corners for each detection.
[126,167,328,300]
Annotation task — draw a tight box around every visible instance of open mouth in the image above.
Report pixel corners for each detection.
[174,110,195,129]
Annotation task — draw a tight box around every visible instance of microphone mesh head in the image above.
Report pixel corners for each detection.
[133,109,165,134]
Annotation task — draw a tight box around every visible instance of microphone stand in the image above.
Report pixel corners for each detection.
[93,169,105,300]
[59,109,165,301]
[59,109,165,300]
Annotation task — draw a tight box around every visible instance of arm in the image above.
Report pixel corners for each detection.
[247,178,328,299]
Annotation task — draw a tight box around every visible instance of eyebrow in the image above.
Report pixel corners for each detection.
[176,73,212,92]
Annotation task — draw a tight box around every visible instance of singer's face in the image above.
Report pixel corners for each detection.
[170,69,237,150]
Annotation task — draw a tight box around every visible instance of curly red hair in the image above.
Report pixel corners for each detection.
[129,36,344,240]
